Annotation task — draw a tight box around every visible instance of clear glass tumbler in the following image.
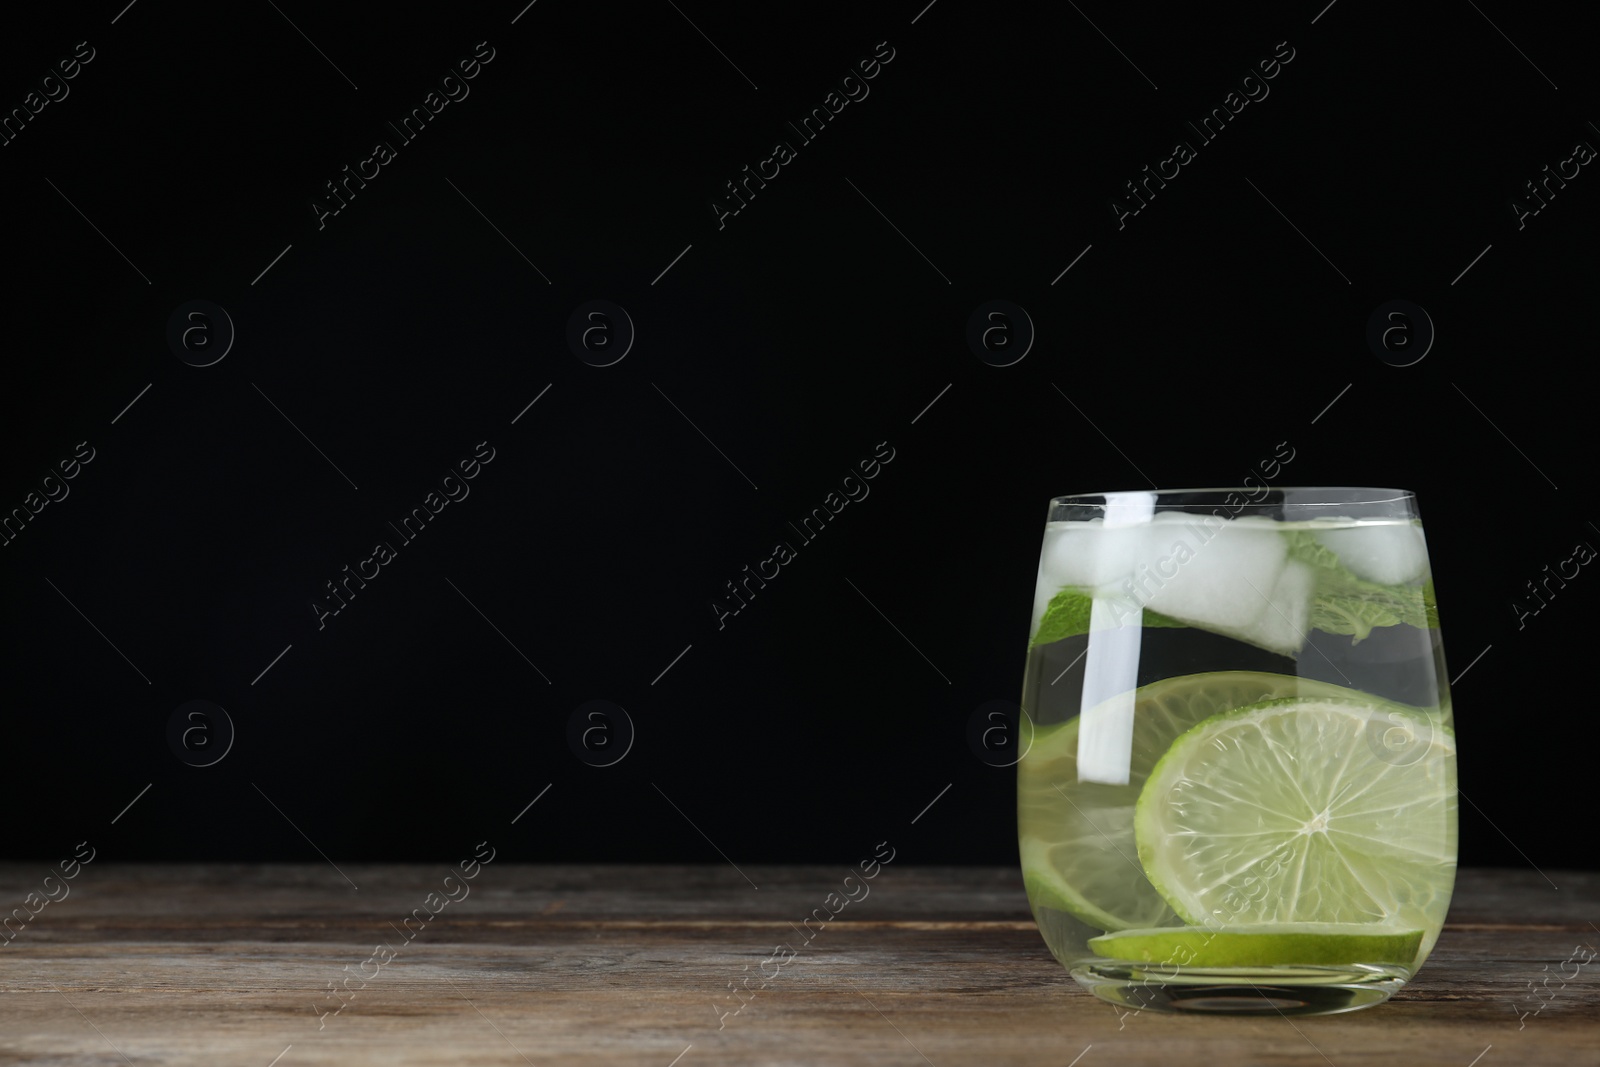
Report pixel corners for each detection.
[1017,488,1457,1015]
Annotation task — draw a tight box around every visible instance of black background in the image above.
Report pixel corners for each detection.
[1,0,1594,873]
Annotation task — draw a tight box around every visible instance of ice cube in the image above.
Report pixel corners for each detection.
[1039,522,1159,593]
[1312,523,1429,585]
[1229,559,1315,656]
[1037,524,1093,588]
[1141,520,1290,633]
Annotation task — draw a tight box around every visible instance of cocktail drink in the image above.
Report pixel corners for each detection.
[1017,488,1456,1015]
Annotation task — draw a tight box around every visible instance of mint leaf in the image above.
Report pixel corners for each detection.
[1029,533,1437,652]
[1283,531,1434,642]
[1306,586,1426,642]
[1032,588,1095,646]
[1283,531,1345,572]
[1031,588,1185,648]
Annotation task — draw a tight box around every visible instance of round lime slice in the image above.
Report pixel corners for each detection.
[1134,697,1456,960]
[1089,924,1425,969]
[1018,671,1366,932]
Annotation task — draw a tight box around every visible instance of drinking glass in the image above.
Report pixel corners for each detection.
[1017,488,1457,1015]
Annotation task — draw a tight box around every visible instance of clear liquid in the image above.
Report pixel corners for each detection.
[1018,517,1457,1015]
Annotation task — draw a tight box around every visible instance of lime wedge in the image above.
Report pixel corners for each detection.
[1089,924,1424,968]
[1134,697,1456,959]
[1018,672,1366,932]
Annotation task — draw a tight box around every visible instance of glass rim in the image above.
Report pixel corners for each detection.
[1050,486,1416,507]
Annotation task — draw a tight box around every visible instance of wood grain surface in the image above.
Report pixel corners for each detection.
[1,864,1594,1066]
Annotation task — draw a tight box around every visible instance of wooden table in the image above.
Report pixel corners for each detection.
[2,865,1594,1065]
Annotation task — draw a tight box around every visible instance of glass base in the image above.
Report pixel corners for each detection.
[1071,962,1409,1016]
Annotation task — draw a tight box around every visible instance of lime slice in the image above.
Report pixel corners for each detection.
[1018,671,1365,932]
[1089,924,1424,968]
[1134,697,1456,958]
